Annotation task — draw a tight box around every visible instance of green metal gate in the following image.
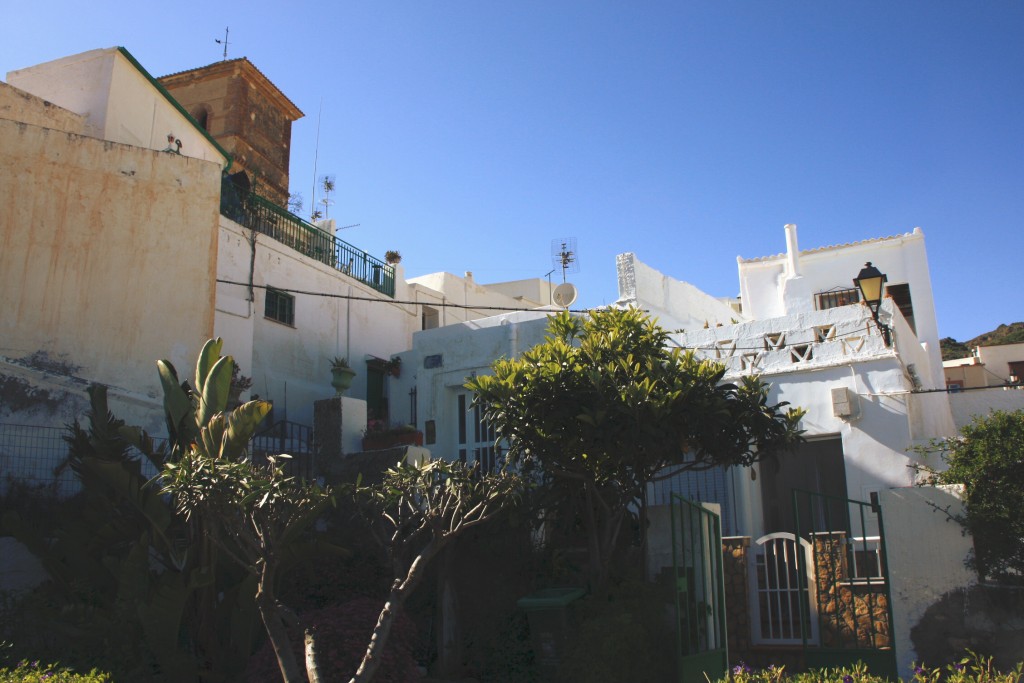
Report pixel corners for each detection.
[671,493,728,682]
[793,490,898,680]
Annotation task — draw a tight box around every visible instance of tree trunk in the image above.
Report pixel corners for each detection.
[581,481,606,588]
[637,484,650,580]
[256,562,305,683]
[349,542,440,683]
[436,543,462,677]
[305,627,322,683]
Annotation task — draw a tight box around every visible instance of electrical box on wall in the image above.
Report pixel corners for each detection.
[831,387,860,419]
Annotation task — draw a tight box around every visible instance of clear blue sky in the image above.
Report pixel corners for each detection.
[4,2,1021,341]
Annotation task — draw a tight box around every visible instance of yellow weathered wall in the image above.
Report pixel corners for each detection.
[0,81,85,133]
[0,116,221,398]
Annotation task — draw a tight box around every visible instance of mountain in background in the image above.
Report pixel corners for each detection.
[940,322,1024,361]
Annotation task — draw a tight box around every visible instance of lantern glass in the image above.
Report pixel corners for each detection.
[854,262,887,306]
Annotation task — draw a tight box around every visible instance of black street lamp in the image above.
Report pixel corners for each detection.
[853,262,892,346]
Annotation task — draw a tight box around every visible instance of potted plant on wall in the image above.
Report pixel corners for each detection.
[384,250,402,265]
[330,356,356,395]
[362,421,424,451]
[384,356,402,378]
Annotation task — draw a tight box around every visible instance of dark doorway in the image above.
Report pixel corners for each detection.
[760,437,849,534]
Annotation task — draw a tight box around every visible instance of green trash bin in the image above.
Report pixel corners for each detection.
[517,587,586,680]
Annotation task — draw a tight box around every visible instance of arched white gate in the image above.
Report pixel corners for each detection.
[750,532,818,645]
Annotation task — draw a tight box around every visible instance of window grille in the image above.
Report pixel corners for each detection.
[457,393,500,473]
[814,287,860,311]
[265,287,295,326]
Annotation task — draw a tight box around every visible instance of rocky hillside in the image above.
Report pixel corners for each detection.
[940,322,1024,361]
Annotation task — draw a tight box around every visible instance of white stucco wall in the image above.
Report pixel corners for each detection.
[470,277,553,308]
[675,300,955,538]
[393,311,554,461]
[7,48,224,167]
[215,218,425,428]
[406,271,552,325]
[738,227,944,389]
[880,486,975,679]
[947,387,1024,429]
[616,252,744,331]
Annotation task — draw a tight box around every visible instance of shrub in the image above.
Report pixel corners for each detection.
[711,652,1023,683]
[914,409,1024,582]
[555,580,674,683]
[0,661,111,682]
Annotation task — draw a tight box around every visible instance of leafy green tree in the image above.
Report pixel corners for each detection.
[351,459,522,683]
[915,409,1024,583]
[467,308,804,585]
[1,340,274,680]
[152,339,334,683]
[162,451,333,683]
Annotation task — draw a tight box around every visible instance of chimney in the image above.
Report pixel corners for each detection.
[784,224,800,278]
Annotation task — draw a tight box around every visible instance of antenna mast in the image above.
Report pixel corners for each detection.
[310,98,322,220]
[551,238,579,283]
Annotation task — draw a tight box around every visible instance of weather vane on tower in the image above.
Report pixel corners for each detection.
[215,27,230,60]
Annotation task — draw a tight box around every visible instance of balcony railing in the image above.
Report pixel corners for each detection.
[224,191,396,298]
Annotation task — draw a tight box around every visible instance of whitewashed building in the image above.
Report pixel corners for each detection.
[0,47,553,488]
[395,226,964,675]
[664,224,956,539]
[397,224,956,537]
[942,341,1024,427]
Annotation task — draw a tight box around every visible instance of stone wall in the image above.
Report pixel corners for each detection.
[722,533,897,672]
[813,533,891,650]
[722,537,751,663]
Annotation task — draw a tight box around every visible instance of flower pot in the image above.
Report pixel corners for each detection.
[362,430,424,451]
[330,366,356,395]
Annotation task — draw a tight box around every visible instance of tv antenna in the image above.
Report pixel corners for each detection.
[214,27,230,60]
[551,238,579,283]
[319,174,336,219]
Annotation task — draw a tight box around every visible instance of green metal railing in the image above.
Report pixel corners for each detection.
[793,490,898,681]
[224,191,395,298]
[671,493,728,683]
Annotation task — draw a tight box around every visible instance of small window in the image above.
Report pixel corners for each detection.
[814,287,860,311]
[422,305,440,330]
[886,283,916,334]
[265,288,295,326]
[191,105,212,131]
[457,392,500,473]
[1007,361,1024,384]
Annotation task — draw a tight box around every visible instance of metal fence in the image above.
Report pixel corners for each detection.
[251,421,315,481]
[649,465,738,537]
[1,421,316,501]
[0,423,78,498]
[229,192,396,298]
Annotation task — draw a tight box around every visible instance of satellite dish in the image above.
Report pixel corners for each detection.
[552,282,578,308]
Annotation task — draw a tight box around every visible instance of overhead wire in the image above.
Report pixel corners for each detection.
[215,278,609,314]
[220,278,891,356]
